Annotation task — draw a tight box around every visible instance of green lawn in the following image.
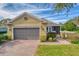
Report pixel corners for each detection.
[36,45,79,56]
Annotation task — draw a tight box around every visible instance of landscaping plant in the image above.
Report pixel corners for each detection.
[41,35,46,42]
[71,39,79,44]
[47,32,56,41]
[0,34,8,44]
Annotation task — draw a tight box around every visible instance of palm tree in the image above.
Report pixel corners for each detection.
[54,3,76,12]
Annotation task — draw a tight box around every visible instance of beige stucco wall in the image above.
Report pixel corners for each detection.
[7,15,47,40]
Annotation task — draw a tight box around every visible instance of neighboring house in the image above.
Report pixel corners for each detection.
[0,18,11,26]
[0,18,10,33]
[0,27,7,33]
[7,12,60,40]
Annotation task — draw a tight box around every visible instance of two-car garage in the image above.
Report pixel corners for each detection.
[7,12,47,40]
[13,28,39,40]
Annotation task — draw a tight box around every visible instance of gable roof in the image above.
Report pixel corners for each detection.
[8,12,60,26]
[41,18,60,26]
[11,12,43,22]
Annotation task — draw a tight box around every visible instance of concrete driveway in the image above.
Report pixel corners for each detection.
[0,40,39,56]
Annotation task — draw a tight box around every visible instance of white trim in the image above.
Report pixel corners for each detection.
[12,27,14,40]
[51,27,52,32]
[48,26,52,32]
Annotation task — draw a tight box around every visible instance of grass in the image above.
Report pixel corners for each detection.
[35,45,79,56]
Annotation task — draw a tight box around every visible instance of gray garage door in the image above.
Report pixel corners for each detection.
[14,28,39,40]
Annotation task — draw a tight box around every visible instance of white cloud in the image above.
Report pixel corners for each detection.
[16,8,51,13]
[0,3,78,24]
[0,3,52,19]
[0,4,6,8]
[7,8,51,18]
[50,19,68,24]
[0,10,10,17]
[0,4,11,18]
[0,6,52,19]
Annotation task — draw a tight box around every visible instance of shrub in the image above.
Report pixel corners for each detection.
[0,34,8,43]
[48,37,56,42]
[41,35,46,42]
[71,40,79,44]
[49,37,53,42]
[47,32,56,41]
[7,35,11,40]
[61,21,76,31]
[7,33,12,40]
[4,34,8,40]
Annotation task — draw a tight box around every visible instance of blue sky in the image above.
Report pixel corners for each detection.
[0,3,79,23]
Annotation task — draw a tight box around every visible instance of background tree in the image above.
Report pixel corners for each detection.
[54,3,76,12]
[61,21,76,31]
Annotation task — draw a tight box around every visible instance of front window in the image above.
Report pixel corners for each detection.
[49,27,51,32]
[47,26,56,32]
[52,26,55,31]
[47,27,52,32]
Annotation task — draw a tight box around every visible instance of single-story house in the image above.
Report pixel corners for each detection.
[7,12,60,40]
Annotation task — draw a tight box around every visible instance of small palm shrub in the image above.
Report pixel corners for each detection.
[7,34,11,40]
[41,35,46,42]
[47,32,56,41]
[7,33,12,40]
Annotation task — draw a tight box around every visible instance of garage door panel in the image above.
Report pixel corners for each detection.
[14,28,39,40]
